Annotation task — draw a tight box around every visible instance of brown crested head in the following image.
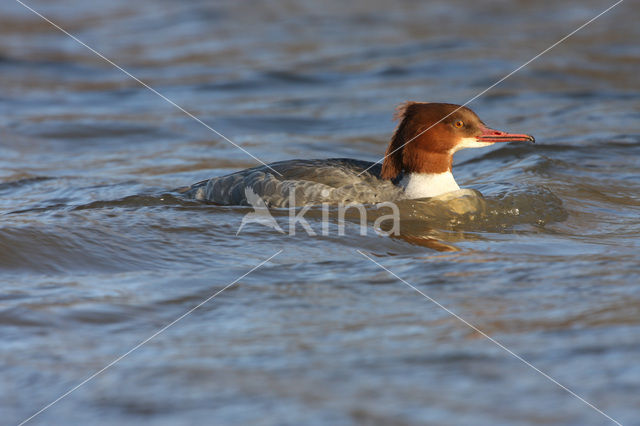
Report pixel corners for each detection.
[380,102,534,180]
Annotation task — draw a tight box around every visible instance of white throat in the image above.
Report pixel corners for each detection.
[399,172,460,199]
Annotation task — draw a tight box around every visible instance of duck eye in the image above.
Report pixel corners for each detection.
[454,120,464,128]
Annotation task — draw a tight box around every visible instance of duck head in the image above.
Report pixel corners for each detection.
[380,102,535,180]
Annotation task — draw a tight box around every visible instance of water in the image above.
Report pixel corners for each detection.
[1,0,639,424]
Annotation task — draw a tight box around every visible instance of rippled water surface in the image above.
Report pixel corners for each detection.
[1,0,639,425]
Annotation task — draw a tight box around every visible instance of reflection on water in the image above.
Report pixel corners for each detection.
[1,0,639,425]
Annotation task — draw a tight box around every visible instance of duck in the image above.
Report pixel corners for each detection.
[182,102,534,207]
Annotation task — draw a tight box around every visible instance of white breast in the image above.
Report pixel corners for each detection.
[399,172,461,199]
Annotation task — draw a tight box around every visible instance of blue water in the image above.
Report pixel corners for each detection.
[1,0,639,425]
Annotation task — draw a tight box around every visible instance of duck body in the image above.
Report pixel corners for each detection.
[183,102,534,207]
[184,158,403,207]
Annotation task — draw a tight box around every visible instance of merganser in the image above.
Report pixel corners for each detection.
[183,102,534,207]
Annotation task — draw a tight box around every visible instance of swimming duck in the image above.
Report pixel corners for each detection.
[183,102,534,207]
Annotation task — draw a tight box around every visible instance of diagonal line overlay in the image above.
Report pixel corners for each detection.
[18,250,283,426]
[15,0,282,176]
[357,0,624,177]
[357,250,622,425]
